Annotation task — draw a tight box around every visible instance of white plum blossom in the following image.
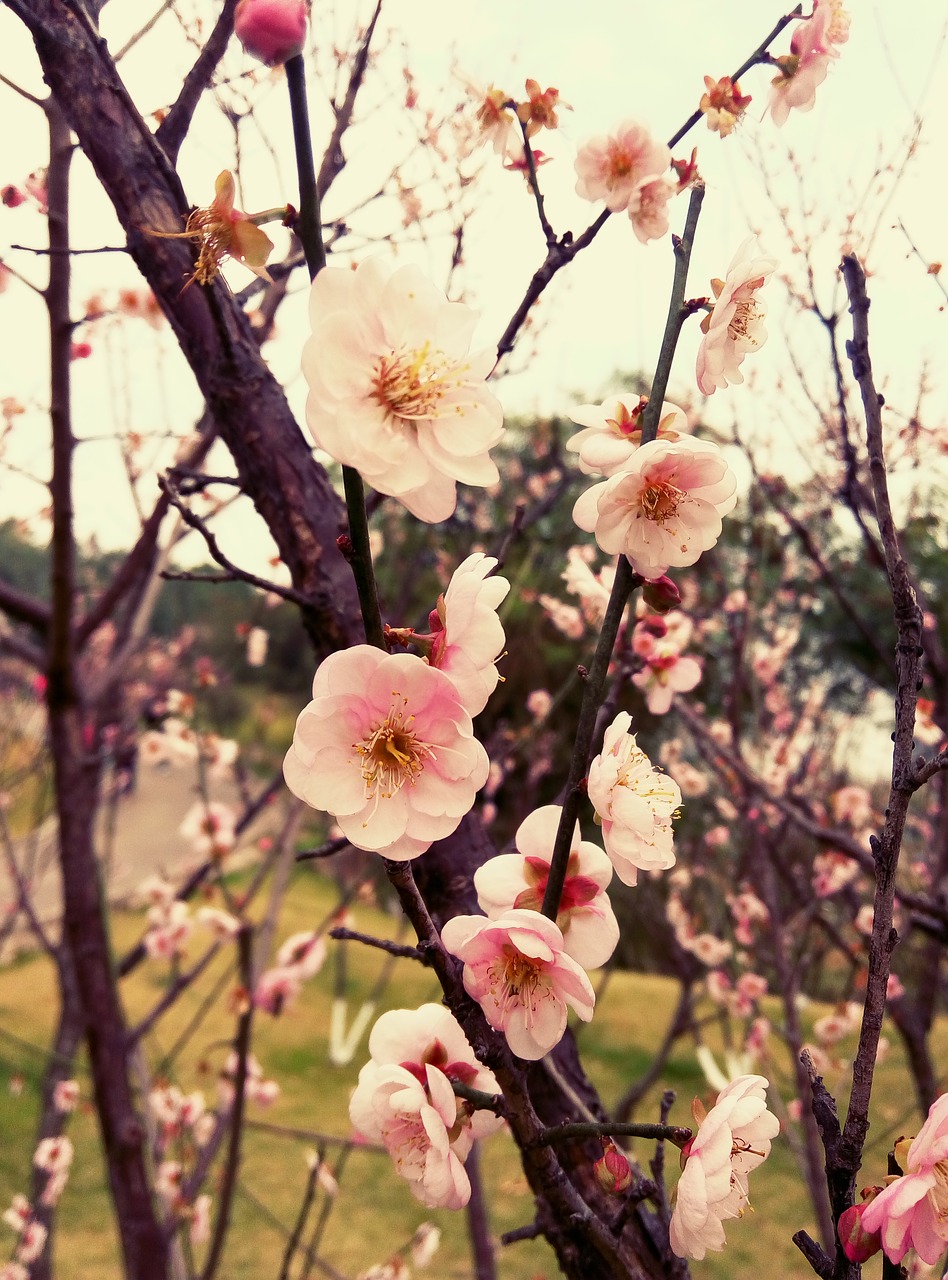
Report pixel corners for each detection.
[587,712,682,886]
[178,800,237,859]
[474,805,619,969]
[284,646,489,859]
[302,258,504,522]
[669,1075,779,1259]
[441,908,595,1060]
[566,393,687,477]
[696,238,777,395]
[426,553,509,716]
[572,438,738,579]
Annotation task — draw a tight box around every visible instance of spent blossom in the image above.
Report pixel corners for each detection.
[861,1093,948,1264]
[302,258,504,522]
[157,171,276,287]
[699,75,752,136]
[566,393,687,476]
[669,1075,779,1259]
[696,237,777,395]
[587,712,681,885]
[284,646,488,859]
[474,804,619,969]
[442,908,595,1059]
[572,438,738,580]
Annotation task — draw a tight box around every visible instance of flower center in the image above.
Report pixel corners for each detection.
[607,146,634,183]
[640,481,685,524]
[372,345,456,421]
[355,700,435,801]
[728,289,765,345]
[929,1160,948,1222]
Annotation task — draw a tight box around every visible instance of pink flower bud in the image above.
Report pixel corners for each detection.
[641,574,681,613]
[594,1142,634,1195]
[838,1196,882,1264]
[234,0,307,66]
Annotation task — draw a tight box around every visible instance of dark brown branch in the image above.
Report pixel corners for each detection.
[315,0,385,201]
[155,0,240,162]
[0,579,51,634]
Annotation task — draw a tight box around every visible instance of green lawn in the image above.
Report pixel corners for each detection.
[0,867,943,1279]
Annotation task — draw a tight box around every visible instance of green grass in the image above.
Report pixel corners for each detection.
[0,869,944,1279]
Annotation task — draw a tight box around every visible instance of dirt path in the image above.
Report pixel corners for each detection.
[0,763,280,956]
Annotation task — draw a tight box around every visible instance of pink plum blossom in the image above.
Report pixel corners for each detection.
[284,646,488,859]
[574,121,670,215]
[33,1137,73,1176]
[632,641,702,715]
[15,1221,47,1265]
[178,800,237,859]
[473,805,619,969]
[426,553,509,715]
[587,712,681,886]
[861,1093,948,1264]
[629,173,678,243]
[350,1005,501,1208]
[566,393,687,476]
[254,966,303,1015]
[144,899,193,961]
[562,547,615,625]
[669,1075,780,1259]
[52,1079,79,1113]
[302,258,504,522]
[572,438,738,580]
[768,2,849,127]
[441,908,595,1060]
[234,0,307,66]
[696,238,777,394]
[218,1051,279,1108]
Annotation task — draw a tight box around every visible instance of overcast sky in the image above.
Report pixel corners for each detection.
[0,0,945,568]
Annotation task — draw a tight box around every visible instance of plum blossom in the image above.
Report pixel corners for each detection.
[165,171,275,287]
[441,908,595,1060]
[696,238,777,394]
[572,438,738,579]
[461,77,515,154]
[53,1079,79,1113]
[144,899,193,961]
[574,121,670,216]
[424,553,509,715]
[769,1,850,127]
[350,1005,501,1208]
[566,393,687,477]
[302,258,504,522]
[669,1075,779,1259]
[629,174,678,244]
[218,1051,279,1108]
[631,614,703,715]
[284,647,488,859]
[587,712,682,886]
[699,75,752,136]
[234,0,307,66]
[474,805,619,969]
[33,1136,73,1175]
[178,800,237,859]
[15,1221,47,1265]
[861,1093,948,1264]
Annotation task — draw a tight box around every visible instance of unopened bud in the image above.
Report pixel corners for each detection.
[594,1141,633,1195]
[837,1191,883,1264]
[234,0,308,66]
[641,575,681,613]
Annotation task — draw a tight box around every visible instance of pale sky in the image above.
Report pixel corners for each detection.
[0,0,946,570]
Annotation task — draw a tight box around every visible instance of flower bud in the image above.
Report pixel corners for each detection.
[837,1192,883,1264]
[235,0,308,66]
[594,1141,633,1195]
[641,574,682,614]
